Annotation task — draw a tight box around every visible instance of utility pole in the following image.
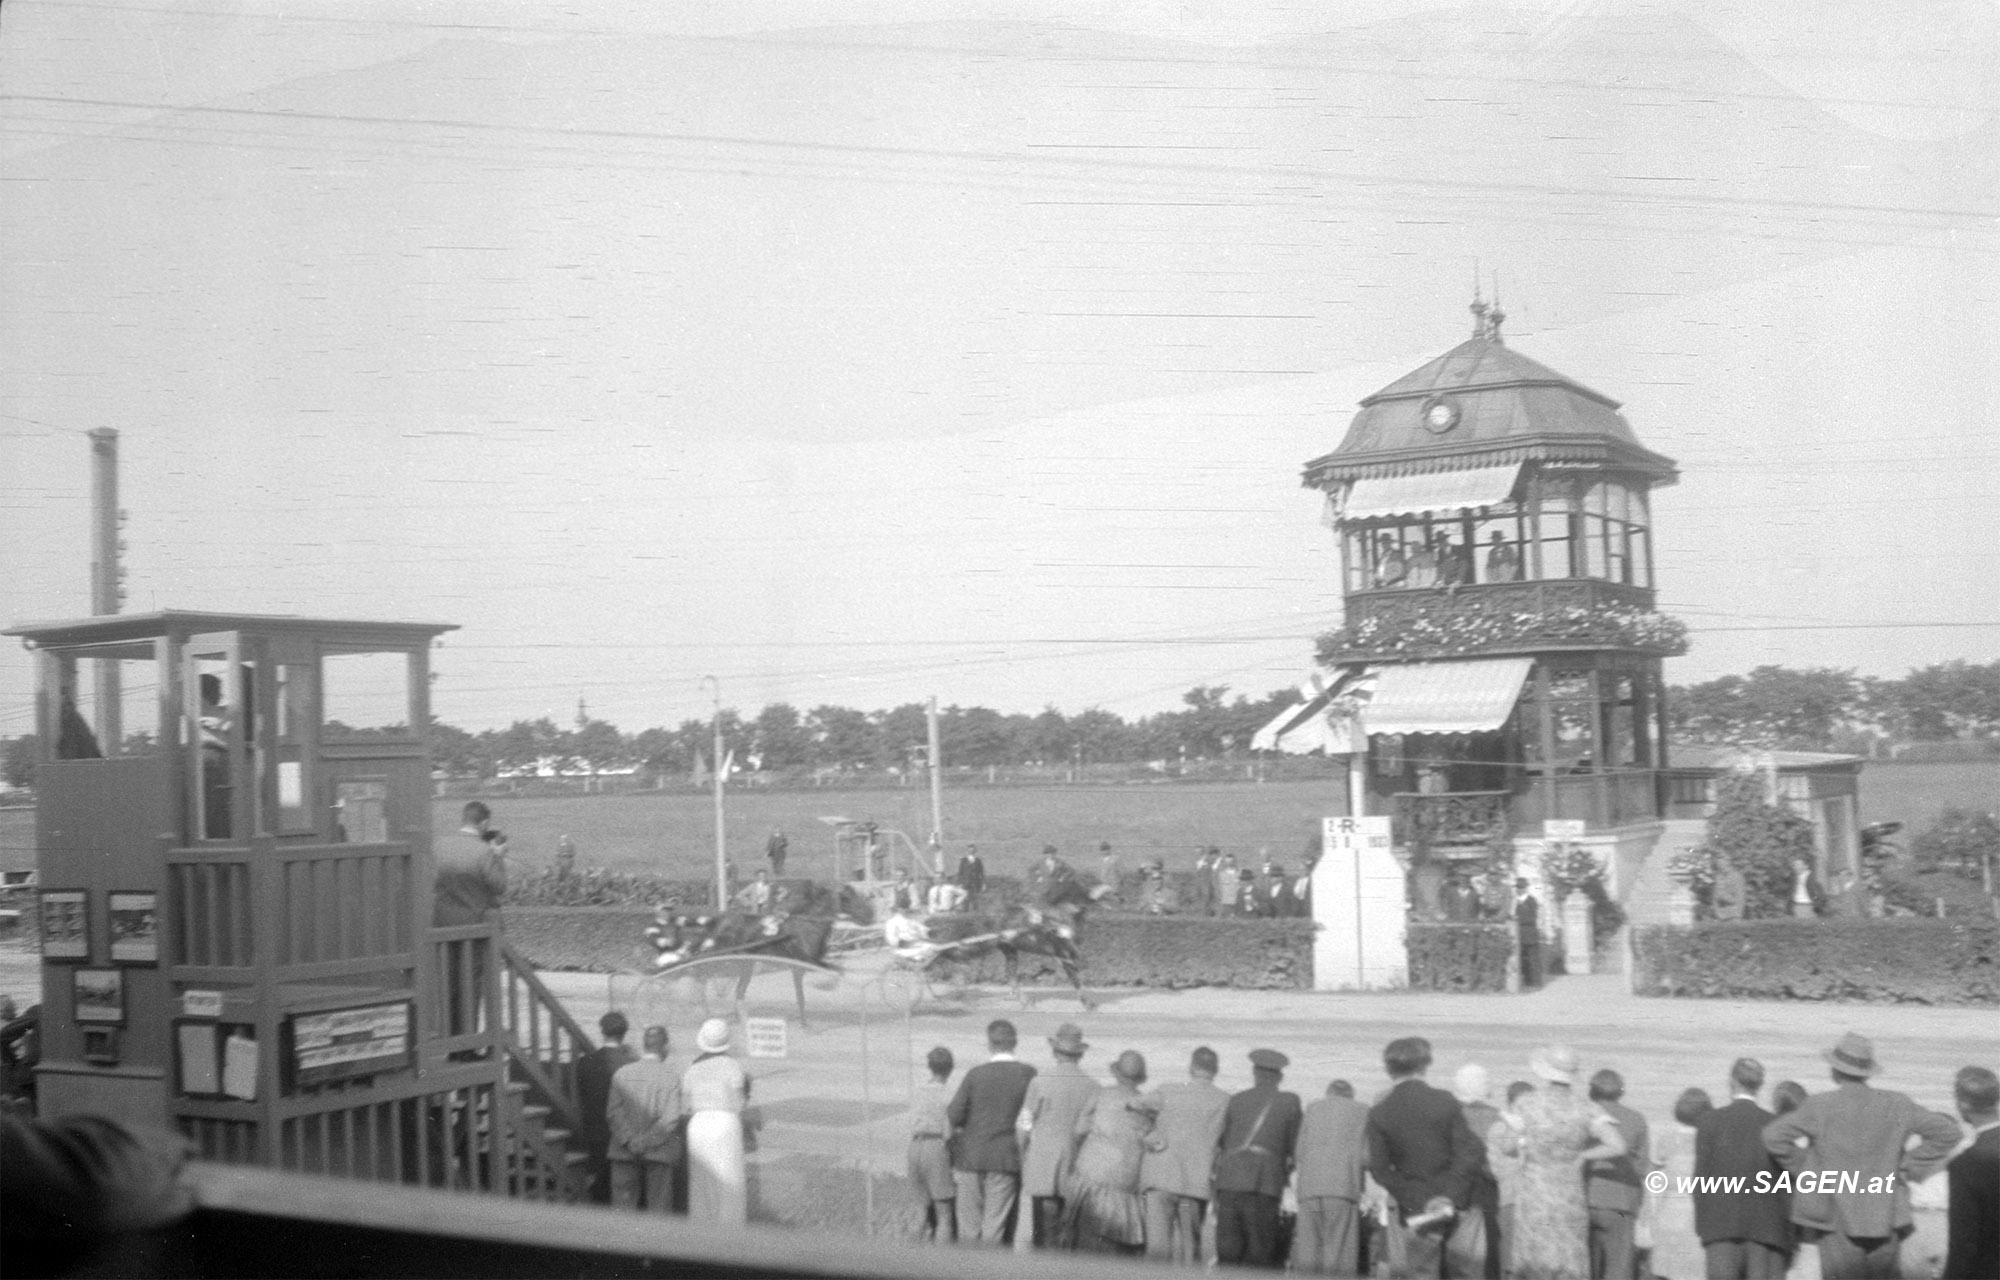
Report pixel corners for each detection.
[926,696,945,875]
[88,429,123,746]
[703,676,726,910]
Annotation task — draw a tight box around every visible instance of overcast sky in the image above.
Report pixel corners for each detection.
[2,0,1995,736]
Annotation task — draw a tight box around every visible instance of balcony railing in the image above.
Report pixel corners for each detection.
[1323,578,1682,663]
[1394,790,1509,860]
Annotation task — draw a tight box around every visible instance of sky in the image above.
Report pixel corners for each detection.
[2,0,1995,737]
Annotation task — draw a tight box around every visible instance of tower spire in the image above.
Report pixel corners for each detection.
[1469,260,1489,339]
[1486,271,1506,344]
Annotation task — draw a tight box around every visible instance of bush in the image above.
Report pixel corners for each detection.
[503,908,1316,989]
[1632,919,2000,1004]
[505,866,712,908]
[1912,808,2000,880]
[1406,923,1514,992]
[1699,773,1818,917]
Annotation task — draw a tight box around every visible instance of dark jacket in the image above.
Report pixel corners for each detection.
[1944,1125,1999,1280]
[1693,1097,1790,1250]
[1365,1077,1488,1215]
[947,1058,1037,1174]
[1586,1099,1651,1214]
[1213,1083,1302,1198]
[575,1043,639,1159]
[956,854,985,895]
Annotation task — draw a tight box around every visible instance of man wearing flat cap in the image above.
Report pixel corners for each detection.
[1761,1032,1960,1280]
[1365,1036,1489,1279]
[1213,1048,1303,1268]
[1019,1023,1099,1248]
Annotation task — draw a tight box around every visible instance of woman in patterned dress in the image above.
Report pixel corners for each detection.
[1488,1045,1627,1280]
[1060,1050,1156,1255]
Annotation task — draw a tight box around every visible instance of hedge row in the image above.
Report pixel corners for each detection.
[1633,919,2000,1005]
[505,908,1316,989]
[1406,923,1515,993]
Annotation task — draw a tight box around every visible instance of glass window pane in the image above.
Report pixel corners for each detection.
[322,652,412,739]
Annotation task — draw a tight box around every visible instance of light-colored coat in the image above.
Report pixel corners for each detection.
[1020,1059,1098,1197]
[1295,1093,1370,1201]
[1761,1081,1959,1238]
[1139,1078,1230,1198]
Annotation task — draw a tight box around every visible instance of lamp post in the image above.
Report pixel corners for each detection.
[703,676,725,911]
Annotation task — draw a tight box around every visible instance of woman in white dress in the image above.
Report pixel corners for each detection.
[682,1017,751,1225]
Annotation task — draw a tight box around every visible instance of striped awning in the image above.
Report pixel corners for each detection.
[1360,657,1532,736]
[1339,464,1522,522]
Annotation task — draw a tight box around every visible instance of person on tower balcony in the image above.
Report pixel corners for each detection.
[1375,536,1408,588]
[1406,540,1440,589]
[1484,532,1521,583]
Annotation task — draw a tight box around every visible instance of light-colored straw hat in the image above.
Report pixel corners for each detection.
[1530,1044,1579,1085]
[696,1017,732,1055]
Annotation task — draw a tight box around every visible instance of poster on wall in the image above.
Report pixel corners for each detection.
[109,891,160,964]
[285,1000,411,1089]
[73,968,125,1023]
[39,889,89,960]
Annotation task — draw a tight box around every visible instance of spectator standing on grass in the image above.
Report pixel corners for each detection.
[1192,847,1219,917]
[576,1011,639,1204]
[1215,851,1239,913]
[555,833,578,882]
[909,1047,959,1244]
[1943,1065,1999,1280]
[1586,1068,1651,1280]
[1693,1057,1790,1280]
[1760,1032,1960,1280]
[1213,1048,1303,1269]
[1020,1023,1099,1248]
[956,844,985,909]
[1233,868,1260,918]
[1367,1036,1489,1279]
[607,1025,684,1216]
[1098,842,1122,897]
[766,828,787,876]
[1294,1078,1371,1277]
[1141,1046,1230,1267]
[947,1019,1036,1246]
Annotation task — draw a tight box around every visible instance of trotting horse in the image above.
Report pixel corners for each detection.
[641,880,873,1026]
[925,876,1108,1010]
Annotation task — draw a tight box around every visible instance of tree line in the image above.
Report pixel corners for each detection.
[3,659,1993,789]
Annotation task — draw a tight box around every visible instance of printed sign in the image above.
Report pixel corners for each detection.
[744,1016,788,1059]
[182,990,224,1019]
[1543,820,1588,841]
[287,1001,411,1087]
[1323,815,1393,853]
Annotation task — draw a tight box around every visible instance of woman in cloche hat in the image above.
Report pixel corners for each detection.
[1060,1050,1155,1255]
[1489,1046,1627,1279]
[682,1018,751,1226]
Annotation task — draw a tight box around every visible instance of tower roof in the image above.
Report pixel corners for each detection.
[1303,324,1678,489]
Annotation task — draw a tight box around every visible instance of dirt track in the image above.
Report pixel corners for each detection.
[4,938,1981,1274]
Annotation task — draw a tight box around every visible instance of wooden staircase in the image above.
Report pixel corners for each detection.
[495,941,596,1202]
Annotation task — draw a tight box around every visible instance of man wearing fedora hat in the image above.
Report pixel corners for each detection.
[1019,1022,1099,1248]
[1761,1032,1960,1279]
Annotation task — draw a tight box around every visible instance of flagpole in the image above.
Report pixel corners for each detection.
[704,676,726,911]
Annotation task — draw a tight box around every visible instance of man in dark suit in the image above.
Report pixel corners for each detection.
[1692,1057,1790,1279]
[1214,1048,1304,1269]
[575,1011,639,1204]
[1294,1078,1371,1276]
[1514,879,1543,990]
[1587,1069,1651,1280]
[1761,1032,1960,1280]
[946,1019,1037,1246]
[1366,1036,1489,1278]
[1944,1065,1998,1280]
[955,845,986,909]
